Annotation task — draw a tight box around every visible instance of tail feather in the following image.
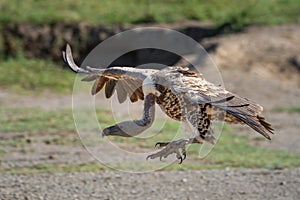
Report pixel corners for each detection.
[214,95,274,139]
[227,109,273,140]
[258,116,274,133]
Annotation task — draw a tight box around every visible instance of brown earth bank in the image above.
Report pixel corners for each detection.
[0,21,225,62]
[1,22,299,84]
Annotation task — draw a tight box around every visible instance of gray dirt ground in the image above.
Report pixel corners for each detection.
[1,169,299,200]
[1,24,300,199]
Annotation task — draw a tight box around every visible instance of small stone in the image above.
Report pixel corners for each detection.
[131,190,137,194]
[279,181,286,186]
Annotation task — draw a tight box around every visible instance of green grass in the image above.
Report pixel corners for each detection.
[272,106,300,113]
[0,57,75,93]
[0,149,6,155]
[0,0,299,28]
[43,136,81,145]
[1,107,300,173]
[114,123,300,169]
[0,108,76,134]
[0,137,29,148]
[2,131,300,173]
[0,108,113,134]
[202,132,300,169]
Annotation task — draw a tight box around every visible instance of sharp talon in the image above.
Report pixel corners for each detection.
[182,149,187,160]
[155,142,169,148]
[178,157,183,164]
[176,152,183,164]
[146,155,151,160]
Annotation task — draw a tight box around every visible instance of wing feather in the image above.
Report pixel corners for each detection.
[63,44,158,103]
[135,87,145,100]
[116,81,128,103]
[105,80,117,98]
[91,76,108,95]
[130,92,138,103]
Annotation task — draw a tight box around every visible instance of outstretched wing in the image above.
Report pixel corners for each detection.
[63,44,157,103]
[157,66,274,139]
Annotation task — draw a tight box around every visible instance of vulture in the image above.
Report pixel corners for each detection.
[63,44,273,164]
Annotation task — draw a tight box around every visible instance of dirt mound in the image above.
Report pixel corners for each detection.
[203,25,300,86]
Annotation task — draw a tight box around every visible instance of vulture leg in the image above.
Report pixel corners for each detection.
[146,104,217,163]
[146,138,202,164]
[102,94,155,137]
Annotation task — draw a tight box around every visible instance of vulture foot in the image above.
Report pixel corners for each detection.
[146,139,190,164]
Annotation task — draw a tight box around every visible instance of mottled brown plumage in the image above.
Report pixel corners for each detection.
[152,66,273,140]
[63,44,273,163]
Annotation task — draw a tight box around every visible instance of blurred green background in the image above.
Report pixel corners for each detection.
[0,0,299,173]
[0,0,299,93]
[1,0,299,27]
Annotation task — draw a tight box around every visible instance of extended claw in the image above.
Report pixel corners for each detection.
[182,148,187,160]
[146,139,190,164]
[176,152,184,164]
[155,142,169,148]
